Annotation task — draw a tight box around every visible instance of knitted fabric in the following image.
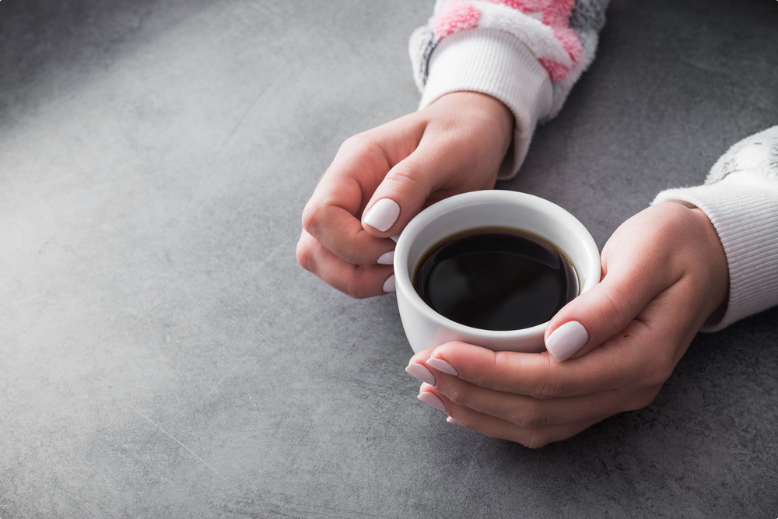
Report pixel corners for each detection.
[410,0,608,118]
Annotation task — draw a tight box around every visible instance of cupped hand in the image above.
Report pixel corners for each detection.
[296,92,514,298]
[406,201,729,448]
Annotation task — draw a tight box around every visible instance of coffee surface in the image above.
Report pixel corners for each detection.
[413,228,578,331]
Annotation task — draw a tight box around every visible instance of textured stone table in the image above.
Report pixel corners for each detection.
[1,0,777,517]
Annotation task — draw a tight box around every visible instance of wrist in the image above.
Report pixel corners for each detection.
[432,91,513,137]
[426,91,514,166]
[654,175,778,331]
[667,201,729,322]
[419,28,553,179]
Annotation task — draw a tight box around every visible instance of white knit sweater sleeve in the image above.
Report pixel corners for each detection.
[653,126,778,331]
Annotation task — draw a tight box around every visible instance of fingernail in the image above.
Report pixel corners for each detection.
[447,416,463,426]
[377,250,394,265]
[406,363,436,385]
[363,199,400,232]
[418,391,447,413]
[545,321,589,362]
[382,274,395,293]
[426,357,458,376]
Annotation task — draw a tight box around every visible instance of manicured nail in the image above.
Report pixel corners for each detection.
[426,357,458,376]
[545,321,589,361]
[447,416,463,426]
[377,250,394,265]
[418,391,447,413]
[406,363,436,385]
[382,274,395,293]
[363,199,400,232]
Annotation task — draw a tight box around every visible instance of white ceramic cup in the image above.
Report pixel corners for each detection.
[394,191,600,354]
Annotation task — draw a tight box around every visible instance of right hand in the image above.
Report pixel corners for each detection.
[296,91,515,298]
[405,201,729,447]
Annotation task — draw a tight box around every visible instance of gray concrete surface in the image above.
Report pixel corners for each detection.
[1,0,777,517]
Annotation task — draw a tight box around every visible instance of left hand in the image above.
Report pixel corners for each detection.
[405,202,729,448]
[296,92,513,299]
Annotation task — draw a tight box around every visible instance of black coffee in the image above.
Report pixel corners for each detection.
[413,228,578,331]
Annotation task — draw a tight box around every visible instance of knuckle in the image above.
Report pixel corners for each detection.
[637,346,676,387]
[391,164,425,185]
[511,404,548,429]
[443,385,470,409]
[530,357,566,399]
[343,270,371,300]
[340,132,386,165]
[343,249,360,266]
[295,237,313,272]
[629,391,659,411]
[523,431,552,449]
[451,414,472,430]
[343,278,361,299]
[340,132,370,152]
[532,376,563,399]
[339,227,365,265]
[338,245,358,266]
[385,163,429,195]
[643,360,674,388]
[597,287,634,334]
[301,200,323,237]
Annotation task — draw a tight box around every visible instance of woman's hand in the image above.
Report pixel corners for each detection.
[406,202,729,448]
[296,92,514,298]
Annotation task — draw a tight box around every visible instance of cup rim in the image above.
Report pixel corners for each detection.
[394,190,600,340]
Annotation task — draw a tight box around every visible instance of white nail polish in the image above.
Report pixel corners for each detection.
[418,392,447,413]
[545,321,589,362]
[377,250,394,265]
[363,199,400,232]
[426,358,459,376]
[406,363,436,385]
[382,274,395,293]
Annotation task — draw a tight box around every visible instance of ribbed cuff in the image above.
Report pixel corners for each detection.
[419,28,553,180]
[653,181,778,331]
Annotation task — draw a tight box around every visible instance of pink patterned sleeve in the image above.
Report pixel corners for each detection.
[409,0,609,178]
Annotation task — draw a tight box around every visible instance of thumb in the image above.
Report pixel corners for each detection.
[543,259,673,362]
[360,136,477,237]
[360,154,436,237]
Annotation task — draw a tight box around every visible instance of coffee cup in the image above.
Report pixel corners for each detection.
[394,190,600,354]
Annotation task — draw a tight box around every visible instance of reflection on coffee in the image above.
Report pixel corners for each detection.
[413,227,579,331]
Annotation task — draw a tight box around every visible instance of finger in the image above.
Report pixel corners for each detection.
[542,242,679,362]
[360,129,495,237]
[418,384,611,449]
[303,118,425,264]
[422,272,706,397]
[303,198,397,265]
[296,230,394,298]
[405,348,436,385]
[542,272,666,362]
[544,203,711,362]
[425,366,662,427]
[418,336,653,399]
